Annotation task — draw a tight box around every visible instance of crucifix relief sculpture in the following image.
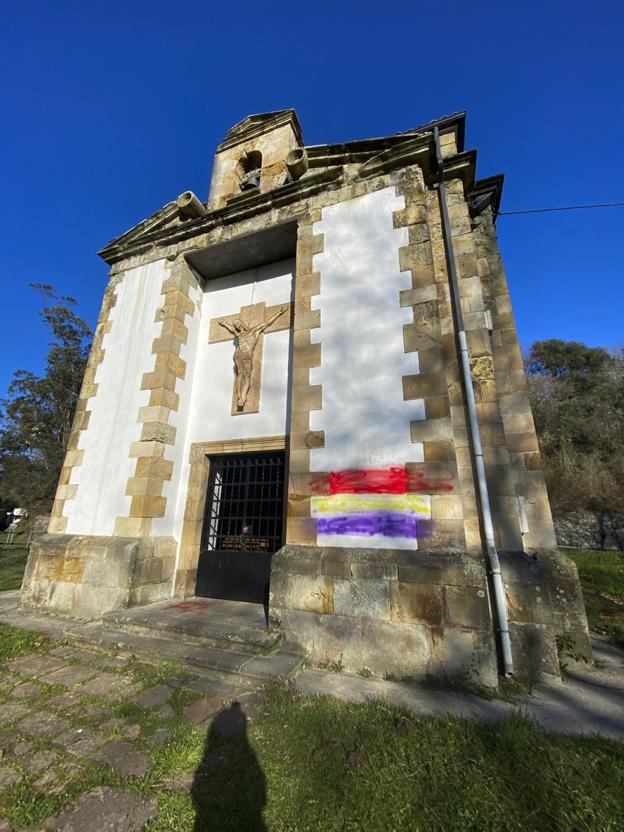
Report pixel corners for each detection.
[209,301,291,415]
[219,306,287,410]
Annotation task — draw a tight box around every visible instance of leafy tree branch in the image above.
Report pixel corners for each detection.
[0,285,91,513]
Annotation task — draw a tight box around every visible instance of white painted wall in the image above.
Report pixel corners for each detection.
[309,187,427,548]
[65,260,165,536]
[170,259,294,544]
[185,259,294,444]
[63,255,293,552]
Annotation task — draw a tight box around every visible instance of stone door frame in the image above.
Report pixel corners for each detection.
[174,435,288,597]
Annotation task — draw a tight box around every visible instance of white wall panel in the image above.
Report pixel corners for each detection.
[309,188,424,471]
[184,259,294,447]
[65,260,165,535]
[308,188,427,550]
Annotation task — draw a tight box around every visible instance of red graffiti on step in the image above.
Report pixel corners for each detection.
[166,599,213,613]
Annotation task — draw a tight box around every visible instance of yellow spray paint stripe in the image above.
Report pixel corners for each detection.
[311,493,431,517]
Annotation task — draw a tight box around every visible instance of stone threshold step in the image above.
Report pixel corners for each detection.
[101,610,281,656]
[67,624,304,684]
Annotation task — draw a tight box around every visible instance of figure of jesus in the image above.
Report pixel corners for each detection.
[219,306,288,410]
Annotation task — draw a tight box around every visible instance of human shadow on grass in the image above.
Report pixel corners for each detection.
[191,701,267,832]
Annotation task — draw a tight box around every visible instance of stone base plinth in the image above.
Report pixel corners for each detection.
[21,534,176,619]
[269,545,591,685]
[534,550,593,660]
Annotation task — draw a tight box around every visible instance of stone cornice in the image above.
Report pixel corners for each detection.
[98,111,500,266]
[98,168,343,265]
[99,201,179,257]
[307,111,465,164]
[217,109,303,152]
[469,174,505,221]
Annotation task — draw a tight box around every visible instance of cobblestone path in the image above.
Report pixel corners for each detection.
[0,637,262,830]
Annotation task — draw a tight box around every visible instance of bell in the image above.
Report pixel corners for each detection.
[240,168,261,191]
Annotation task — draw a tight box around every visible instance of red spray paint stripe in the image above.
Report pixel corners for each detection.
[407,470,455,493]
[309,474,330,495]
[328,467,408,495]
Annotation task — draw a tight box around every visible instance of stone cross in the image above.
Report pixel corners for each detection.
[209,301,291,415]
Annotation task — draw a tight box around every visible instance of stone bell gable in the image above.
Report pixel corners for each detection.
[22,109,591,685]
[208,109,304,208]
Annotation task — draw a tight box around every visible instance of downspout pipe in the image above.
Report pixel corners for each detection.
[433,126,514,678]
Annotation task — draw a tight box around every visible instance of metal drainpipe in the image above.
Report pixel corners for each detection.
[433,126,514,677]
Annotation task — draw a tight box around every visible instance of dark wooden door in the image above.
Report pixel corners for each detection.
[196,451,285,604]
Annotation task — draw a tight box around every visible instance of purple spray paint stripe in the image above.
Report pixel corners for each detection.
[316,511,417,538]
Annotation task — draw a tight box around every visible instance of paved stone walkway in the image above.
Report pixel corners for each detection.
[295,634,624,741]
[0,634,256,831]
[1,588,623,830]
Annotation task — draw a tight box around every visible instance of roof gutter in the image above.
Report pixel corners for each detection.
[433,125,514,678]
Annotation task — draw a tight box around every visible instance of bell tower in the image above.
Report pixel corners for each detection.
[207,109,304,209]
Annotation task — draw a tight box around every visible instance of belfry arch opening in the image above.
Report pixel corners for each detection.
[238,150,262,191]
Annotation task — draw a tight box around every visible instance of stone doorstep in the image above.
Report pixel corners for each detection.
[1,598,300,687]
[186,647,305,682]
[0,603,254,700]
[100,611,281,656]
[66,625,304,685]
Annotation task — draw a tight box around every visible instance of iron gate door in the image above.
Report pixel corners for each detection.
[196,451,285,603]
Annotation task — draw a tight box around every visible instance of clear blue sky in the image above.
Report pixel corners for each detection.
[1,0,622,398]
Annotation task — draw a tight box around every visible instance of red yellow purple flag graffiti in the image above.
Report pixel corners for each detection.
[311,467,431,550]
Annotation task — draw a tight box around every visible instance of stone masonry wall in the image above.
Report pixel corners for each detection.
[472,208,557,552]
[21,534,176,619]
[113,257,201,542]
[270,544,499,685]
[396,168,470,552]
[286,167,473,552]
[280,164,589,682]
[23,257,201,615]
[270,544,575,683]
[554,511,624,550]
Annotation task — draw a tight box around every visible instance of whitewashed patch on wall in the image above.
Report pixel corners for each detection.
[184,259,294,445]
[66,260,165,536]
[309,187,428,549]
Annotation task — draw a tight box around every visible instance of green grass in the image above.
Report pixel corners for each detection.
[1,621,623,831]
[0,621,51,661]
[0,528,29,545]
[147,685,624,832]
[0,546,28,591]
[1,543,623,829]
[567,548,624,647]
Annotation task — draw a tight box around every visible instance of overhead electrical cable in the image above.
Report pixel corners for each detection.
[497,201,624,216]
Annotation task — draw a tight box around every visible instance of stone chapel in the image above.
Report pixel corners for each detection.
[21,109,590,684]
